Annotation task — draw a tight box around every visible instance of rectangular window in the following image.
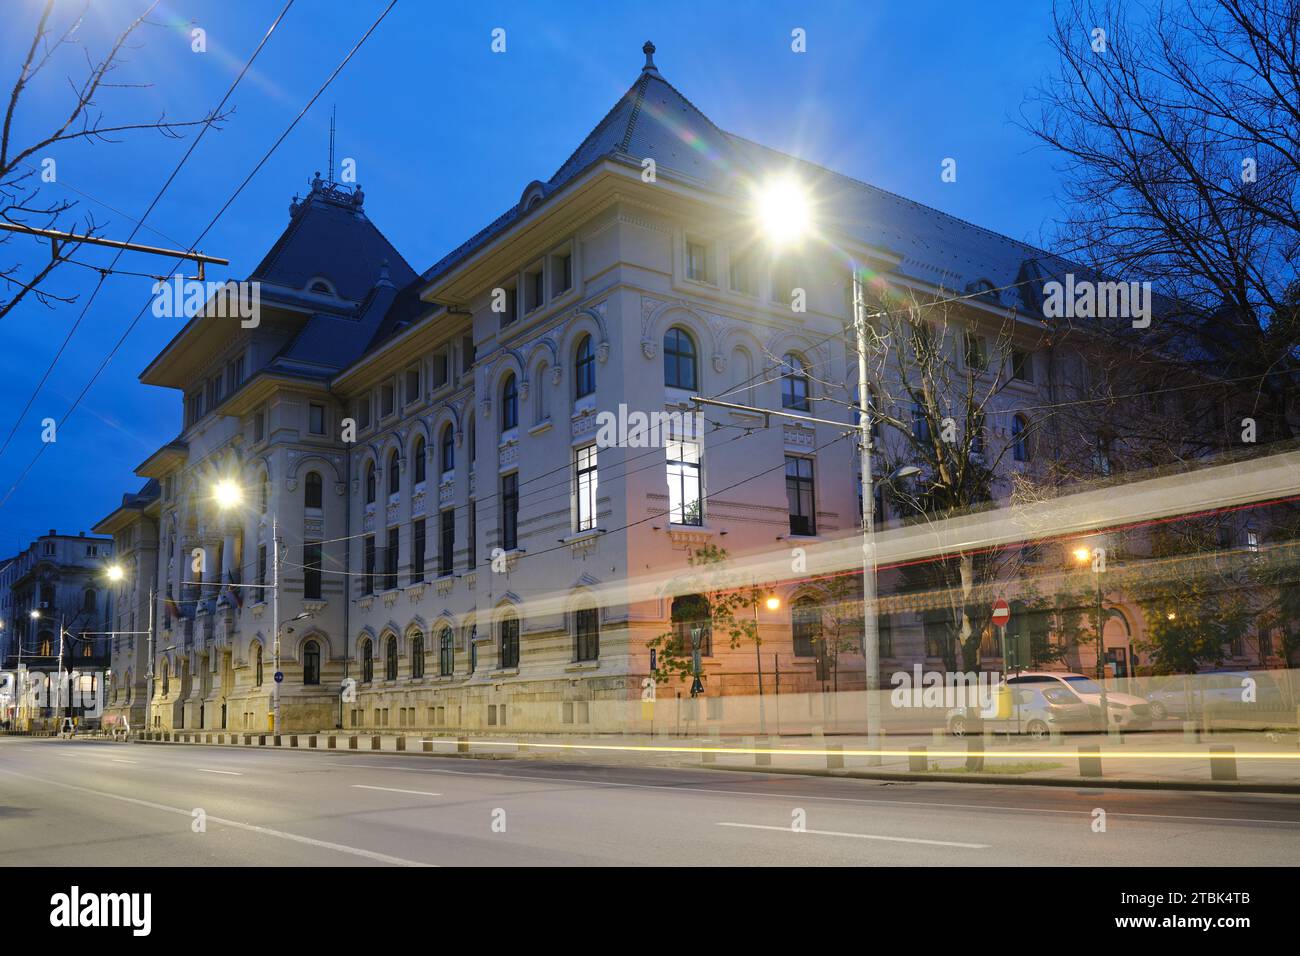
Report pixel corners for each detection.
[303,542,322,600]
[411,519,426,585]
[405,366,421,404]
[308,403,325,435]
[878,614,893,657]
[499,283,518,328]
[785,456,816,536]
[686,239,711,283]
[924,610,950,659]
[501,474,519,551]
[358,395,371,429]
[552,249,572,296]
[431,350,449,389]
[467,500,477,570]
[1011,349,1033,382]
[257,544,267,587]
[500,617,520,669]
[253,410,265,442]
[384,527,399,591]
[666,440,702,526]
[525,264,545,312]
[729,250,755,295]
[911,401,931,443]
[575,607,599,662]
[965,333,986,370]
[461,334,475,373]
[440,509,455,576]
[381,382,396,417]
[771,260,796,305]
[574,445,598,532]
[363,536,375,596]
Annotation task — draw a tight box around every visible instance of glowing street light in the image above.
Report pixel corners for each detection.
[212,479,243,510]
[105,564,125,583]
[1074,543,1112,734]
[754,176,811,245]
[1073,547,1093,564]
[764,594,781,612]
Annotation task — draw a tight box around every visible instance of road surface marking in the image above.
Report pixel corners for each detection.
[717,821,990,848]
[352,785,441,797]
[0,767,433,867]
[334,760,1300,827]
[110,759,138,765]
[196,769,243,776]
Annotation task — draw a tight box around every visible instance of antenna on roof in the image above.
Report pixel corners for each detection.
[328,105,337,184]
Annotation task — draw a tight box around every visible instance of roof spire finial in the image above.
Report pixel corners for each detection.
[642,41,659,75]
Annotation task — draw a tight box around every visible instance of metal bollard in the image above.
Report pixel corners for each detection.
[1183,721,1199,743]
[1078,744,1102,777]
[826,743,844,771]
[932,727,946,745]
[457,736,469,754]
[1210,745,1237,782]
[908,746,928,772]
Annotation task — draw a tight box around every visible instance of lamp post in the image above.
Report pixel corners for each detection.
[105,562,152,734]
[1074,545,1110,734]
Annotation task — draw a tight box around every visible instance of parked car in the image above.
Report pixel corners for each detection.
[947,683,1093,740]
[1005,672,1153,731]
[1146,671,1285,720]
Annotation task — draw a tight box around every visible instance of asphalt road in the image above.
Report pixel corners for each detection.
[2,736,1298,866]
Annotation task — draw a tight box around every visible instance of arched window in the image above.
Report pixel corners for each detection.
[83,588,96,613]
[387,451,400,496]
[123,670,132,704]
[365,461,376,504]
[259,473,269,513]
[410,633,425,679]
[38,634,52,657]
[574,605,599,662]
[574,334,596,399]
[1012,415,1029,462]
[439,626,454,676]
[501,374,518,431]
[670,594,712,656]
[440,424,455,473]
[791,596,822,658]
[305,471,323,510]
[500,612,520,669]
[254,644,263,687]
[161,659,170,697]
[385,635,398,681]
[468,414,476,466]
[663,328,697,390]
[303,640,320,684]
[414,437,427,484]
[82,641,91,658]
[361,638,373,683]
[781,353,810,411]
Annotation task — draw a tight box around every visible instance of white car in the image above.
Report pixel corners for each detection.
[1006,672,1153,731]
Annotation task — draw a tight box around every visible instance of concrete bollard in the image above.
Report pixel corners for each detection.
[1049,725,1063,745]
[965,738,984,772]
[1078,744,1102,777]
[826,743,844,771]
[982,726,994,749]
[1210,745,1237,782]
[1183,721,1200,743]
[457,736,469,754]
[701,743,716,765]
[932,727,946,745]
[908,746,928,772]
[866,727,885,768]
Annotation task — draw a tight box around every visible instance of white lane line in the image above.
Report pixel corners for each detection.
[337,761,1300,827]
[352,785,441,797]
[196,769,243,776]
[717,822,989,849]
[0,767,432,867]
[110,759,138,765]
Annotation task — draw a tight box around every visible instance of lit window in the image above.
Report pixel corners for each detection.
[785,456,816,536]
[663,328,697,390]
[781,353,810,410]
[666,440,702,526]
[574,445,598,532]
[574,335,596,399]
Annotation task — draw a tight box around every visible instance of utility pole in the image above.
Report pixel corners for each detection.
[272,515,281,736]
[146,586,155,733]
[852,261,883,760]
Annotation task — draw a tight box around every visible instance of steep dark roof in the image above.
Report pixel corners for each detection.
[418,53,1065,313]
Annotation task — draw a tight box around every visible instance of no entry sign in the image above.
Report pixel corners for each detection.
[991,599,1011,627]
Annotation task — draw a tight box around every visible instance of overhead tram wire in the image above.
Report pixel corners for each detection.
[0,0,400,512]
[0,1,298,464]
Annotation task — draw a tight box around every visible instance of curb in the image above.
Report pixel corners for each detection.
[706,762,1300,795]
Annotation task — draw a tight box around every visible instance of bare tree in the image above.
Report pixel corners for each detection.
[1025,0,1300,446]
[0,0,227,319]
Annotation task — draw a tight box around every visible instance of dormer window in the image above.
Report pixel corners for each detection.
[308,278,336,296]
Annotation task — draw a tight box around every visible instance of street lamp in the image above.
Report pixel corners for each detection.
[1073,544,1111,734]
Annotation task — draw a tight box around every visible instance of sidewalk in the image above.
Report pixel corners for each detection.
[116,724,1300,793]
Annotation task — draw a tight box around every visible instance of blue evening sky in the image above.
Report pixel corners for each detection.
[0,0,1066,550]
